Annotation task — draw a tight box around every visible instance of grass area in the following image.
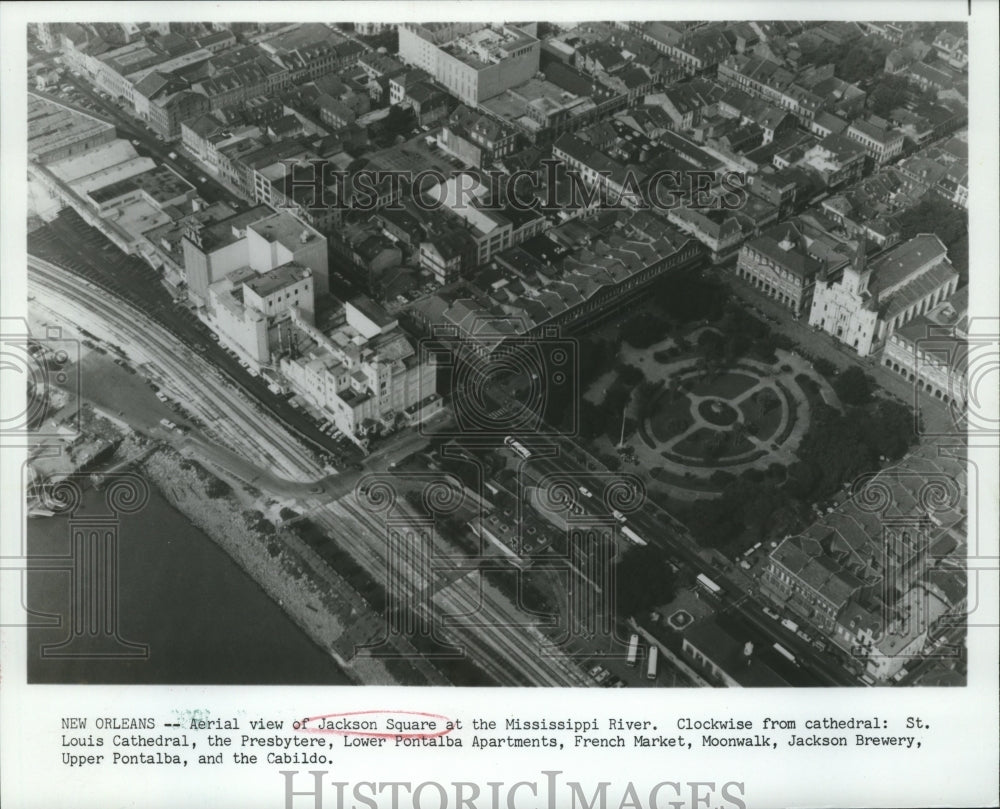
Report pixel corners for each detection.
[688,371,758,399]
[774,380,800,445]
[650,465,724,492]
[672,426,755,461]
[649,390,695,442]
[739,387,783,441]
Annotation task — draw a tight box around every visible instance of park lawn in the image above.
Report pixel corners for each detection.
[672,427,755,460]
[739,387,783,442]
[689,371,758,399]
[649,390,695,442]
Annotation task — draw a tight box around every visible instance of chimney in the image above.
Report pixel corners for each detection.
[300,229,310,243]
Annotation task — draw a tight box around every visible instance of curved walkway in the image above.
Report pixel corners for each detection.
[623,348,841,498]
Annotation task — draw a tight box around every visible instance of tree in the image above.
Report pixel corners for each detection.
[616,362,646,387]
[615,544,676,619]
[205,477,232,499]
[833,366,875,406]
[812,357,839,379]
[896,197,967,248]
[868,74,915,117]
[621,311,671,348]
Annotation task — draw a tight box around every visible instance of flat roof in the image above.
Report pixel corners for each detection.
[196,204,273,252]
[259,23,343,53]
[683,620,790,687]
[88,164,194,205]
[244,261,311,297]
[349,295,396,328]
[48,139,140,182]
[249,210,323,250]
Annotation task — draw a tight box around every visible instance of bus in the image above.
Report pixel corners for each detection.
[504,435,531,460]
[621,526,647,546]
[772,643,797,664]
[646,646,659,680]
[696,573,723,596]
[626,634,640,667]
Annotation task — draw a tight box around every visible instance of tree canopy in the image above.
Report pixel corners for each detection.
[615,543,677,620]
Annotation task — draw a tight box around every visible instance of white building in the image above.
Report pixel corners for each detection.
[429,174,546,267]
[808,233,959,357]
[881,287,968,406]
[280,297,439,442]
[209,262,314,367]
[182,205,328,305]
[397,22,539,106]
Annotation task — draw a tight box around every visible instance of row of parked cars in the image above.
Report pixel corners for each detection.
[586,663,626,688]
[761,606,826,652]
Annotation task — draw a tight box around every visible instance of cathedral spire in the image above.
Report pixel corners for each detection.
[849,228,871,296]
[853,228,867,273]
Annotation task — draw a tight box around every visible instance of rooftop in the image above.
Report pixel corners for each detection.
[349,294,397,329]
[249,210,323,250]
[869,233,950,297]
[88,164,194,205]
[27,94,115,162]
[193,204,273,252]
[683,620,790,687]
[244,261,311,298]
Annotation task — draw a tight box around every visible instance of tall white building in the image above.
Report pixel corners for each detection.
[209,262,314,367]
[182,207,329,304]
[280,296,439,442]
[808,233,959,357]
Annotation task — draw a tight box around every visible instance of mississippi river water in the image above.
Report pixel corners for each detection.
[25,484,351,685]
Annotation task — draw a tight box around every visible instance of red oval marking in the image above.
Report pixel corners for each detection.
[294,710,454,740]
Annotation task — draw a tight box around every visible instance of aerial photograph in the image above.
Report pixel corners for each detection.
[21,19,970,687]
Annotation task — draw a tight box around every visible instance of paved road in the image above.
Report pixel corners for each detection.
[28,258,604,687]
[57,73,246,209]
[449,360,855,685]
[28,210,362,468]
[29,258,321,481]
[715,265,959,436]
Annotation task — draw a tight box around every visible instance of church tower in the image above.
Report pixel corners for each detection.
[842,229,872,298]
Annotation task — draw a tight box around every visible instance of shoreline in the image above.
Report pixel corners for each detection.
[138,443,401,686]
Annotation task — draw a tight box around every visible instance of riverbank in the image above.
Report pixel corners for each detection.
[140,445,402,685]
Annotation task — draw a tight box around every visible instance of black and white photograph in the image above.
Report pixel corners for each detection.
[2,2,997,808]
